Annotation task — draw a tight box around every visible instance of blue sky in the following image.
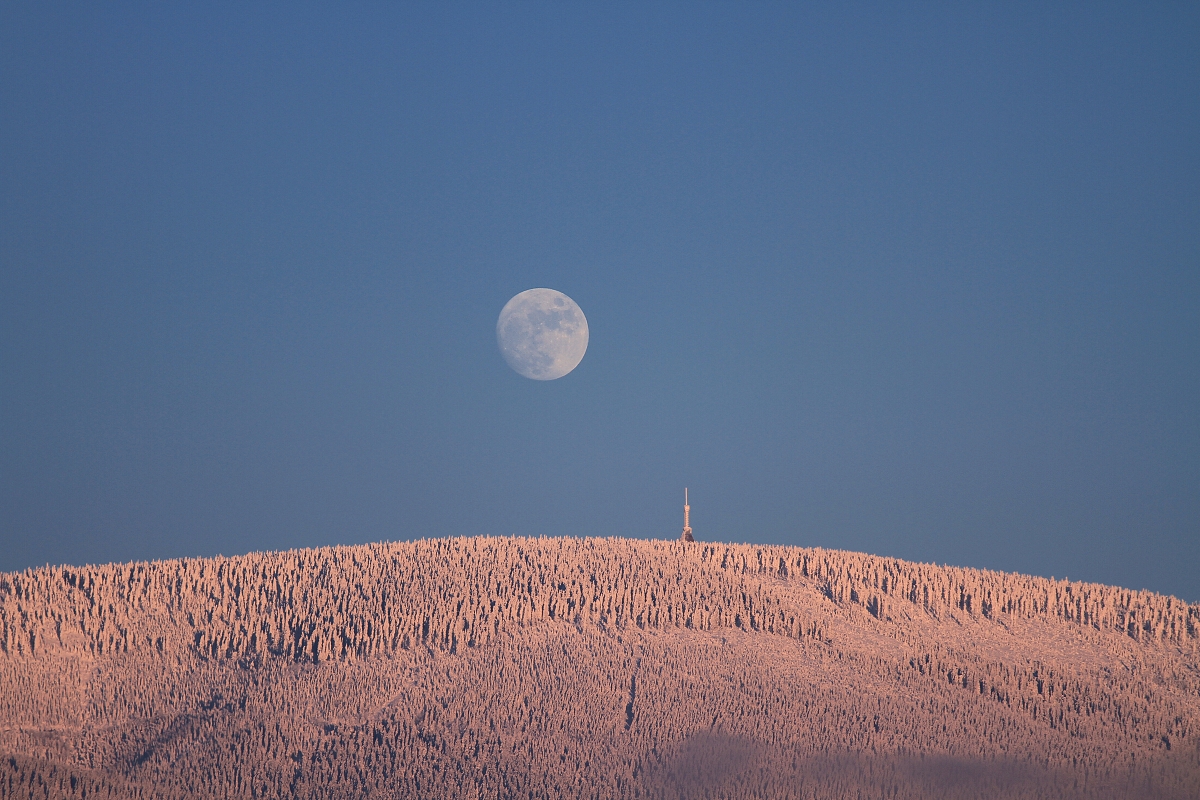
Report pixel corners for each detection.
[2,4,1198,600]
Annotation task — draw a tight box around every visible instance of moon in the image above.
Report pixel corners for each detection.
[496,289,589,380]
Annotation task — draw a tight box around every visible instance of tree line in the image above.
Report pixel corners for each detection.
[1,536,1197,799]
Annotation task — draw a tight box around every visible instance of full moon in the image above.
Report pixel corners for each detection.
[496,289,589,380]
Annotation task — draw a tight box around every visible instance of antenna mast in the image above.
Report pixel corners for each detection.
[681,488,694,542]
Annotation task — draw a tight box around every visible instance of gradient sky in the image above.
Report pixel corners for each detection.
[2,4,1198,600]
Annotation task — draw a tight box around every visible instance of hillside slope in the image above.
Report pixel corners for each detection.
[1,536,1198,799]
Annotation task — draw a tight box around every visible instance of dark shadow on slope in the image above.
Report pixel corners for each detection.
[645,733,1200,800]
[652,732,763,798]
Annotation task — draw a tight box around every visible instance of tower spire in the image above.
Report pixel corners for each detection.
[681,488,694,542]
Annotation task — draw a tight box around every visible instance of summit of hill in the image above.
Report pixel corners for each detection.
[2,536,1198,799]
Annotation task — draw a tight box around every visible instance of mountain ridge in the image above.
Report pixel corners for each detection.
[2,536,1198,798]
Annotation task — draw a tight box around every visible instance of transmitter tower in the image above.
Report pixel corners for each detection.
[680,488,694,542]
